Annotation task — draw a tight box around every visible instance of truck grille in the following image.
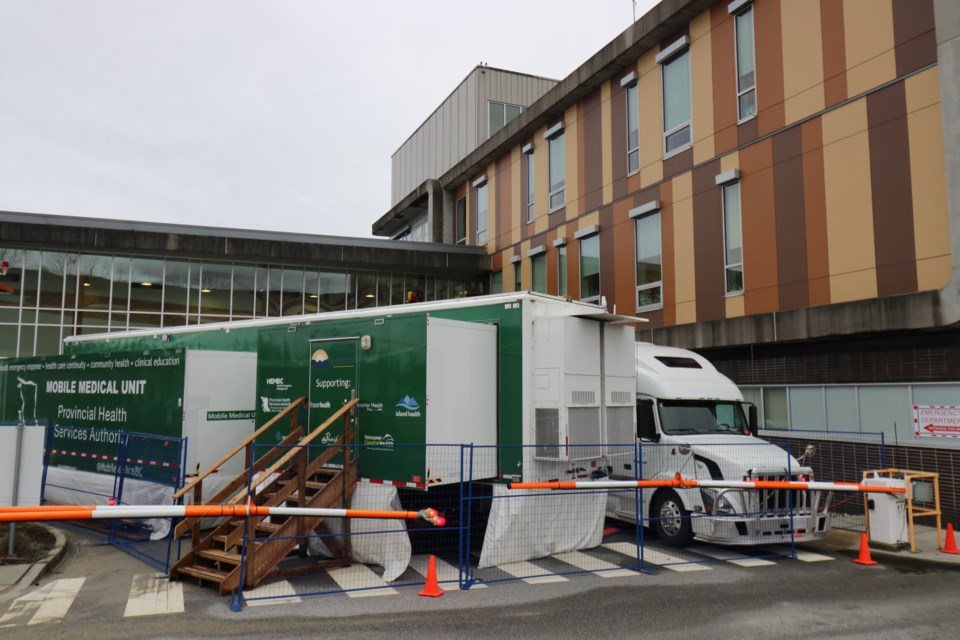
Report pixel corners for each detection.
[755,474,811,515]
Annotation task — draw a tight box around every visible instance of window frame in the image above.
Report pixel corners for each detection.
[625,81,640,175]
[525,147,536,223]
[474,177,488,245]
[546,123,566,211]
[721,180,744,295]
[577,230,601,304]
[556,242,568,297]
[455,196,467,245]
[733,3,757,123]
[658,41,692,158]
[631,203,663,311]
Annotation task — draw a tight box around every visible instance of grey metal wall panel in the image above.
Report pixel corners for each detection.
[390,67,557,206]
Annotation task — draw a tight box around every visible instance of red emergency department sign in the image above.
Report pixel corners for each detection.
[913,405,960,438]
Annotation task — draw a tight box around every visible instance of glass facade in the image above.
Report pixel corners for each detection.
[0,247,485,358]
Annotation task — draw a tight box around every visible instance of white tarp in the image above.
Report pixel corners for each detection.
[308,483,411,582]
[478,483,605,568]
[43,466,176,539]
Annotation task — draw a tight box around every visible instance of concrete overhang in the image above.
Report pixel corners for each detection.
[372,0,716,237]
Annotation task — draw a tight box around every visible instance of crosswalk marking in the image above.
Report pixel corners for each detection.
[326,565,398,597]
[409,555,485,589]
[242,580,302,606]
[0,577,86,627]
[552,550,639,578]
[124,574,185,617]
[769,547,834,563]
[497,561,570,584]
[689,545,776,567]
[603,542,712,572]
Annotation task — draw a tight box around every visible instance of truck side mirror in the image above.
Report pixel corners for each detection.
[748,404,758,437]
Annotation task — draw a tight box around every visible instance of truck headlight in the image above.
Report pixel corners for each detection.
[700,489,737,515]
[715,494,736,515]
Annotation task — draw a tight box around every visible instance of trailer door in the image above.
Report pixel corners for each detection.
[308,337,359,468]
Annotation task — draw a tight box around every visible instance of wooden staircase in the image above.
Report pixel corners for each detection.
[169,397,359,595]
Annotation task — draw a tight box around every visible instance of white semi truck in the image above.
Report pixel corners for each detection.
[607,342,831,546]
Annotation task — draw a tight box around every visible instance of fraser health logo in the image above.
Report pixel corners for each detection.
[395,395,421,418]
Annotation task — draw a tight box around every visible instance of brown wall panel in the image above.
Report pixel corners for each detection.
[754,0,785,136]
[546,228,558,296]
[738,116,758,147]
[520,144,530,243]
[867,82,918,297]
[469,180,478,246]
[613,197,636,314]
[663,147,693,180]
[711,2,738,155]
[692,159,725,322]
[661,180,676,327]
[820,0,848,107]
[599,205,616,305]
[611,82,628,201]
[584,90,604,213]
[549,207,566,229]
[801,117,831,307]
[772,127,809,311]
[892,0,937,78]
[740,138,780,315]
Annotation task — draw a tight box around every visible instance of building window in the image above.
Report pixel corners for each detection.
[659,41,692,156]
[722,182,744,294]
[491,271,503,294]
[396,213,429,242]
[489,101,523,137]
[513,261,522,291]
[626,82,640,174]
[526,151,536,223]
[475,181,488,245]
[557,245,567,296]
[579,233,601,303]
[455,197,467,245]
[547,124,566,210]
[531,252,546,293]
[734,4,757,121]
[634,211,662,309]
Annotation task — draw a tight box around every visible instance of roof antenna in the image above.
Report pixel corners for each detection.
[632,0,637,22]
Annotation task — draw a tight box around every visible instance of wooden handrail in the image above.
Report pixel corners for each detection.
[171,395,306,500]
[246,398,359,496]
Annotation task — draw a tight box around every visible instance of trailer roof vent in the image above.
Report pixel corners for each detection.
[654,356,702,369]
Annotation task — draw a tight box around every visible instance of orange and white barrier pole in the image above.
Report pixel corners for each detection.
[509,473,906,494]
[0,504,446,526]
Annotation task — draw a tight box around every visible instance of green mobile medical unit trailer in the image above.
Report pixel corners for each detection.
[64,293,641,488]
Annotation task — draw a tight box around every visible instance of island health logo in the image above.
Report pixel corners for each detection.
[310,349,331,367]
[395,395,421,417]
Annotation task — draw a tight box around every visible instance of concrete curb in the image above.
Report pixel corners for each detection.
[0,524,68,604]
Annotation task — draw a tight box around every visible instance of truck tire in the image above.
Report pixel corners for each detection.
[651,489,693,547]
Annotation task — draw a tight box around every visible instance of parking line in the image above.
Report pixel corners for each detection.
[552,550,639,578]
[689,545,776,567]
[0,577,86,627]
[497,561,570,584]
[409,555,485,588]
[326,565,398,597]
[124,574,185,617]
[603,542,712,572]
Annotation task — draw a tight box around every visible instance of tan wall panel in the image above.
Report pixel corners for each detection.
[601,80,614,205]
[578,210,601,231]
[843,0,896,96]
[511,148,523,245]
[565,104,580,219]
[638,49,663,187]
[720,151,739,174]
[905,69,951,291]
[672,173,697,325]
[822,100,877,302]
[725,294,745,318]
[691,12,716,164]
[782,0,825,124]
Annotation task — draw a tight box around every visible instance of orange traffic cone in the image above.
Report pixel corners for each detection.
[853,532,877,565]
[418,555,444,597]
[942,523,960,555]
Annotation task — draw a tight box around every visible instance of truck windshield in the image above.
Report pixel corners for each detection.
[658,400,750,435]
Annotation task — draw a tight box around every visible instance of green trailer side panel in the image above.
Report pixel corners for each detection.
[254,301,524,484]
[0,350,185,474]
[64,326,261,355]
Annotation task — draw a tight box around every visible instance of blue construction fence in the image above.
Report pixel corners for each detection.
[229,432,881,606]
[39,424,187,571]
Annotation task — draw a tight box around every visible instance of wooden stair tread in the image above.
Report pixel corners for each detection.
[176,564,231,582]
[196,549,242,564]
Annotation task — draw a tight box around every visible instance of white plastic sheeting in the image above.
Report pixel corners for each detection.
[478,483,605,568]
[43,467,175,539]
[307,483,411,582]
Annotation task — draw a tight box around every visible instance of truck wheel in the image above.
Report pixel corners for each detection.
[651,489,693,547]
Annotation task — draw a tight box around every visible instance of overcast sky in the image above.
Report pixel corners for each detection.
[0,1,657,239]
